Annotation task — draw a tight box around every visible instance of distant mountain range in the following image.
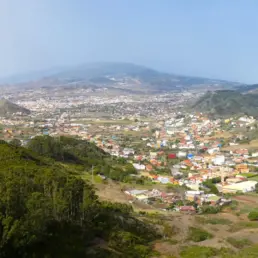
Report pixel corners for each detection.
[0,99,30,116]
[0,62,241,91]
[191,90,258,117]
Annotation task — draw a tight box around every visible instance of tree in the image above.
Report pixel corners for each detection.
[255,183,258,193]
[200,205,221,214]
[187,227,213,242]
[202,179,219,194]
[9,138,22,147]
[0,141,159,257]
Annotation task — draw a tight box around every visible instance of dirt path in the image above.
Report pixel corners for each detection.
[234,195,258,204]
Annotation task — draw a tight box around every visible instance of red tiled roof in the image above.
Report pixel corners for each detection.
[179,206,195,211]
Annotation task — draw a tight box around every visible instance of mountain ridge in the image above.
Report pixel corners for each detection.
[0,99,30,116]
[191,90,258,117]
[0,62,241,91]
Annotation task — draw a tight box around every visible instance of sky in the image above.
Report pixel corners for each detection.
[0,0,258,83]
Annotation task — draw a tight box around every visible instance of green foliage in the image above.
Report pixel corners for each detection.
[180,245,235,258]
[28,135,107,164]
[227,237,252,249]
[202,179,220,194]
[180,246,217,258]
[192,90,258,118]
[239,173,258,178]
[108,231,152,257]
[0,142,159,257]
[9,138,22,147]
[187,227,213,242]
[181,243,258,258]
[27,136,136,182]
[200,205,221,214]
[162,223,176,238]
[248,211,258,221]
[228,200,239,211]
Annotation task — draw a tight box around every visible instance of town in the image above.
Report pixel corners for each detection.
[1,85,258,217]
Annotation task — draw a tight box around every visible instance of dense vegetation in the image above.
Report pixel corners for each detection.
[180,244,258,258]
[248,211,258,221]
[187,227,213,242]
[28,136,137,181]
[0,140,158,257]
[201,177,220,195]
[191,90,258,117]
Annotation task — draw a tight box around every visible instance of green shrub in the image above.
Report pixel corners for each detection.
[228,200,239,211]
[187,227,213,242]
[202,179,219,194]
[200,205,221,214]
[180,246,217,258]
[248,211,258,221]
[163,223,177,238]
[180,246,234,258]
[227,237,252,249]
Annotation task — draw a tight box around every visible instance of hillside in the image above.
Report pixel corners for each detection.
[0,139,158,257]
[1,137,258,257]
[0,99,30,116]
[191,90,258,117]
[27,135,137,181]
[236,83,258,94]
[0,62,238,91]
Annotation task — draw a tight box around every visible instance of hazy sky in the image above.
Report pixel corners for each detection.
[1,0,258,83]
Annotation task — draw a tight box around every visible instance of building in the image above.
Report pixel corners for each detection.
[220,180,257,193]
[179,206,196,214]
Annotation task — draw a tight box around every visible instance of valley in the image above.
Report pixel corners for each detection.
[0,63,258,258]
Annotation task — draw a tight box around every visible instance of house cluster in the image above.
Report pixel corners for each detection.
[124,188,185,210]
[185,190,231,206]
[124,188,232,213]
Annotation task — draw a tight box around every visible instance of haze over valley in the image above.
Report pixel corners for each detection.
[1,1,258,258]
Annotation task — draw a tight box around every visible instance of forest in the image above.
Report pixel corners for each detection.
[0,137,158,257]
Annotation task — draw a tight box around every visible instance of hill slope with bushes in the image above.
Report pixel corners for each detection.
[27,135,137,181]
[0,140,158,257]
[191,90,258,117]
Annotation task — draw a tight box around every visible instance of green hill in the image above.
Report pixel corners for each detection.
[0,139,158,257]
[27,135,137,181]
[0,99,30,116]
[191,90,258,117]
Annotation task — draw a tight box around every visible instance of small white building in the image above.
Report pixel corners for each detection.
[221,180,257,193]
[177,151,187,158]
[133,164,146,170]
[213,155,225,165]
